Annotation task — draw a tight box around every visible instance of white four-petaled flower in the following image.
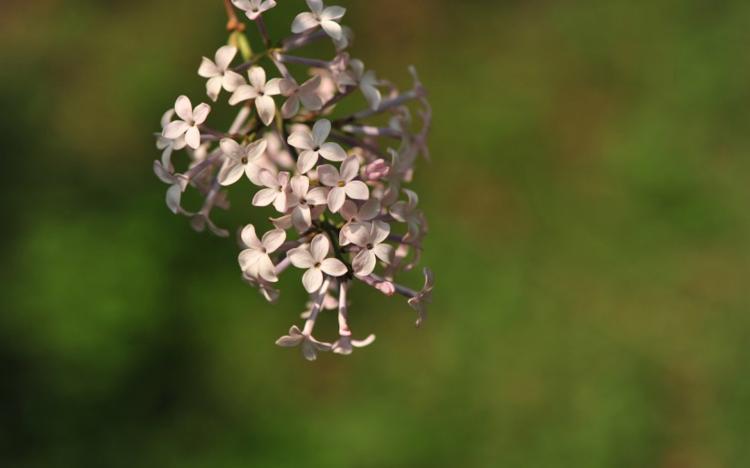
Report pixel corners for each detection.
[339,198,380,245]
[238,225,286,282]
[317,156,369,212]
[288,175,328,232]
[231,0,277,20]
[287,119,347,174]
[198,45,246,102]
[229,66,282,126]
[346,221,393,277]
[291,0,346,40]
[218,137,267,186]
[252,170,291,212]
[288,234,348,293]
[162,95,211,149]
[275,325,331,361]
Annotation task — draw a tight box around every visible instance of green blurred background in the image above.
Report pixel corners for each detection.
[2,0,750,466]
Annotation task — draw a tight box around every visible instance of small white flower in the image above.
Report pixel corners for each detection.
[275,325,332,361]
[291,0,346,40]
[347,221,393,277]
[339,198,380,245]
[288,175,328,232]
[349,59,381,110]
[252,170,291,212]
[279,75,324,118]
[162,95,211,150]
[317,156,369,212]
[217,137,267,186]
[287,119,347,174]
[229,66,282,126]
[198,45,246,101]
[231,0,277,20]
[155,109,186,169]
[288,234,348,293]
[238,225,286,282]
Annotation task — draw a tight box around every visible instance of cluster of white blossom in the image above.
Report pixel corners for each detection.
[154,0,433,360]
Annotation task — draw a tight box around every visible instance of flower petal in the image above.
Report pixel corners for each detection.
[321,258,347,276]
[248,66,267,89]
[245,138,268,160]
[220,138,242,158]
[198,57,220,78]
[223,70,246,92]
[162,120,189,139]
[192,103,211,125]
[302,267,324,293]
[255,95,276,126]
[241,224,263,249]
[184,126,201,149]
[359,198,381,220]
[262,228,286,253]
[318,142,346,162]
[373,243,394,264]
[206,76,223,101]
[352,250,376,277]
[229,85,258,105]
[327,186,346,212]
[292,12,318,34]
[339,156,359,181]
[312,119,331,145]
[174,95,192,121]
[287,129,315,151]
[289,247,315,269]
[257,254,278,282]
[218,160,245,186]
[321,20,343,40]
[264,78,282,96]
[310,234,330,262]
[296,150,318,174]
[345,180,369,200]
[316,164,340,187]
[214,45,237,71]
[252,188,278,206]
[372,220,391,244]
[290,175,309,197]
[306,187,328,205]
[281,95,300,119]
[292,205,312,231]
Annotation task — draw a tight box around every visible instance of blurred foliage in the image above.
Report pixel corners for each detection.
[2,0,750,467]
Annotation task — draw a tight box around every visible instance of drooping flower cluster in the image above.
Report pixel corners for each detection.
[154,0,433,360]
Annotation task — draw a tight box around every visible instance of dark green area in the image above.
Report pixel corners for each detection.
[1,0,749,466]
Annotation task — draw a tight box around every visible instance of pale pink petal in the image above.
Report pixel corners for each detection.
[223,70,246,92]
[184,126,201,149]
[339,156,360,181]
[166,184,182,214]
[320,258,347,276]
[320,20,343,40]
[273,192,288,212]
[163,121,189,139]
[361,83,382,110]
[279,78,298,96]
[345,222,371,247]
[264,78,282,96]
[310,234,330,262]
[306,187,328,205]
[238,248,263,270]
[281,96,300,119]
[218,160,245,186]
[248,66,267,89]
[245,163,263,185]
[352,250,376,277]
[327,186,346,212]
[255,95,276,126]
[292,12,318,34]
[352,334,376,348]
[321,5,345,21]
[306,0,323,13]
[301,340,318,361]
[198,57,220,78]
[229,85,258,105]
[257,255,278,282]
[174,95,192,121]
[214,45,237,71]
[276,333,304,347]
[245,138,268,160]
[312,119,331,146]
[373,243,394,264]
[299,91,323,111]
[316,164,340,187]
[287,129,315,151]
[206,76,223,101]
[252,188,278,206]
[289,247,315,269]
[318,142,346,162]
[296,150,318,174]
[359,198,380,220]
[258,169,278,188]
[192,103,211,125]
[240,225,263,249]
[220,138,242,159]
[372,220,391,244]
[292,205,312,231]
[262,228,286,252]
[339,200,358,221]
[290,175,309,197]
[302,267,324,293]
[345,180,369,200]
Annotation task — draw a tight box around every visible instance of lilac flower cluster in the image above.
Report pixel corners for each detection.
[154,0,433,360]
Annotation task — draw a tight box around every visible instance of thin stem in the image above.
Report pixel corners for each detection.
[337,281,351,336]
[223,0,245,32]
[281,29,327,52]
[276,54,330,69]
[255,16,271,48]
[302,278,331,335]
[341,124,402,139]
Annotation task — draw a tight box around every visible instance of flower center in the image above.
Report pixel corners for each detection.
[241,157,248,164]
[314,262,321,268]
[337,180,346,188]
[366,243,374,250]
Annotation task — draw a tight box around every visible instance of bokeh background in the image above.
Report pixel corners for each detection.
[2,0,750,466]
